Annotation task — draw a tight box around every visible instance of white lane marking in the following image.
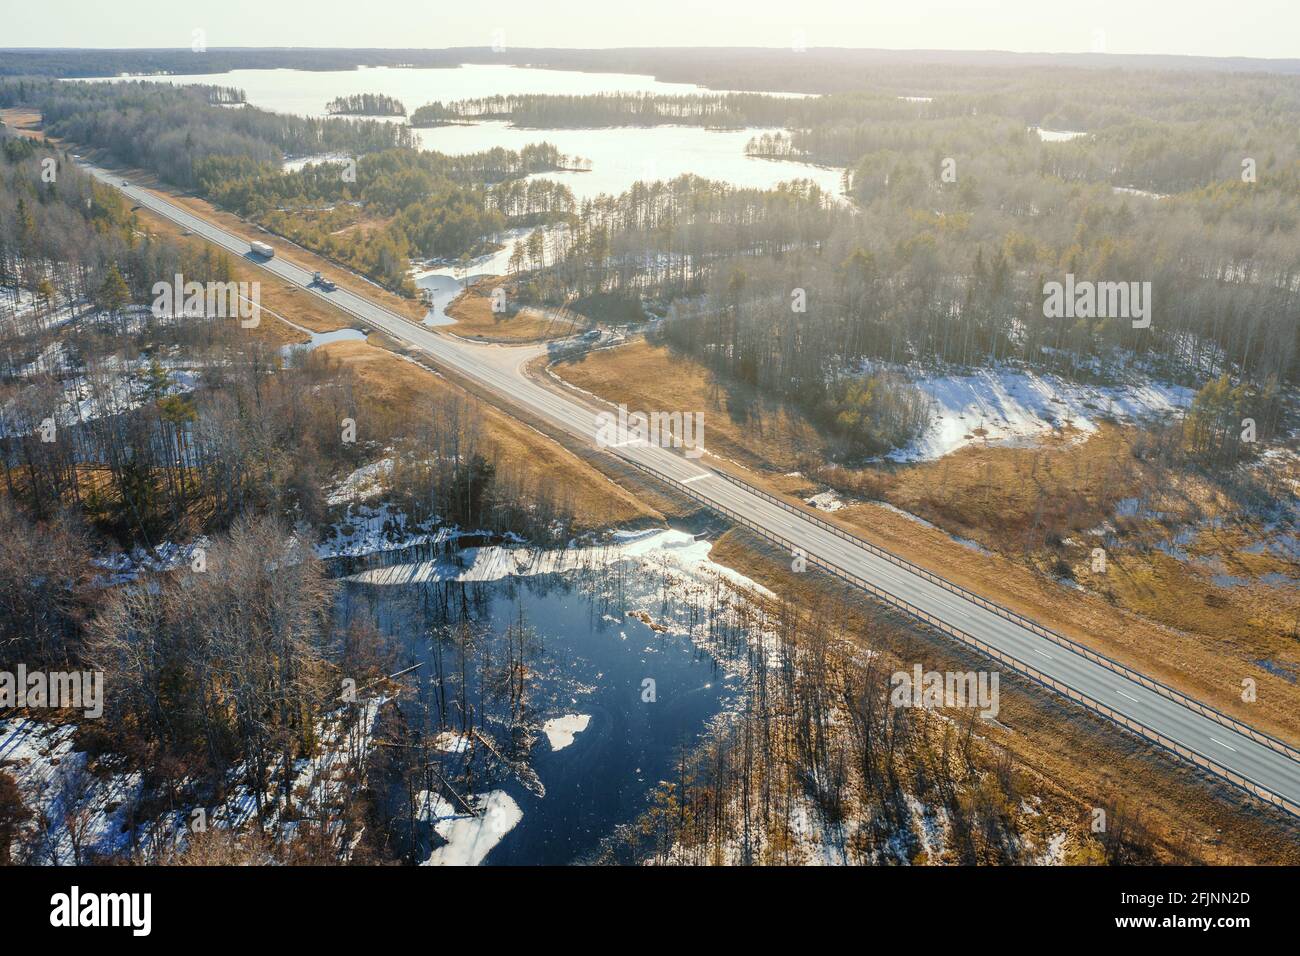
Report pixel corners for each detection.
[1117,690,1141,703]
[1033,648,1053,660]
[1208,736,1238,753]
[682,473,712,484]
[610,439,647,448]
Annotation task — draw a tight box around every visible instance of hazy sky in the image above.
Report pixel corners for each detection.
[2,0,1297,60]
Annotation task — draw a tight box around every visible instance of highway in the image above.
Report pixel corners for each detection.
[88,162,1300,818]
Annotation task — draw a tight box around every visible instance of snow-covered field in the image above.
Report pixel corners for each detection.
[887,365,1193,462]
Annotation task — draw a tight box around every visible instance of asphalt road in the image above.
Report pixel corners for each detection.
[89,163,1300,816]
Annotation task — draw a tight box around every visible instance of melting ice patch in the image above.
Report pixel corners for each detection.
[542,714,591,751]
[419,790,524,866]
[346,528,771,596]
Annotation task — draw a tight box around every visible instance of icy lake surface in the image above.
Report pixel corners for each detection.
[88,65,845,204]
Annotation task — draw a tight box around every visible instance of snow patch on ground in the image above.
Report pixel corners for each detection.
[432,731,470,754]
[326,458,394,506]
[316,503,459,559]
[805,490,846,512]
[885,366,1192,462]
[0,718,143,864]
[1,353,200,437]
[93,538,211,585]
[0,698,384,864]
[1035,831,1069,865]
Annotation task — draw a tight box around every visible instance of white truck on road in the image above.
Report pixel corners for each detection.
[249,241,275,258]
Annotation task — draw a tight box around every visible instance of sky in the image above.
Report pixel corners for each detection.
[1,0,1297,60]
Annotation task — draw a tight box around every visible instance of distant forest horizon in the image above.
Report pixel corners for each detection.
[3,46,1300,87]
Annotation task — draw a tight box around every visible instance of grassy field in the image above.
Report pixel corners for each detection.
[444,277,589,342]
[555,339,828,471]
[0,108,46,140]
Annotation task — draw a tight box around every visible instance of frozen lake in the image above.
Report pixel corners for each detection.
[103,63,797,119]
[89,64,846,202]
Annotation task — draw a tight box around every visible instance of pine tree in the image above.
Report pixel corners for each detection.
[95,263,130,315]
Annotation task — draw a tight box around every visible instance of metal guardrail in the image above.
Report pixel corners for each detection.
[708,468,1300,767]
[624,458,1300,820]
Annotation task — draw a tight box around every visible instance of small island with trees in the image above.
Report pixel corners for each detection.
[325,93,406,116]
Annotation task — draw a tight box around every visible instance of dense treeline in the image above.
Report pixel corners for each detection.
[415,91,835,129]
[91,515,341,827]
[409,102,461,127]
[0,49,473,78]
[4,46,1294,85]
[1,136,578,538]
[531,175,841,301]
[0,80,583,292]
[1,166,569,548]
[0,79,418,188]
[646,181,1296,455]
[514,48,1300,95]
[429,85,1300,197]
[325,93,406,116]
[200,146,577,289]
[484,177,576,224]
[0,142,155,324]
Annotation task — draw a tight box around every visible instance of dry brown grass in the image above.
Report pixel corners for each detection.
[327,213,395,237]
[318,340,658,531]
[0,108,46,140]
[818,494,1300,742]
[445,277,588,342]
[805,427,1300,740]
[554,340,827,471]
